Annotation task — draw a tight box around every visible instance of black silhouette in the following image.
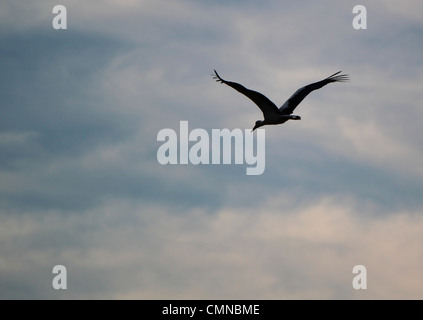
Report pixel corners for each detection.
[213,70,349,131]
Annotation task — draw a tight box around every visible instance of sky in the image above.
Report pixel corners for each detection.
[1,0,423,299]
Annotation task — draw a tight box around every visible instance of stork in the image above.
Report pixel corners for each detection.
[213,70,349,131]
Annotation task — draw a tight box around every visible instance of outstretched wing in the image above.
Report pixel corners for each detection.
[213,70,280,119]
[279,71,349,115]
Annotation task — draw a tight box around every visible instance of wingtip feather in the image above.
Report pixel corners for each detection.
[212,69,226,83]
[327,71,349,82]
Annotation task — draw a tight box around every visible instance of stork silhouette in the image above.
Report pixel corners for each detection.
[213,70,349,131]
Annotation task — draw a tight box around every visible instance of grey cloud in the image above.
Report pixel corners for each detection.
[1,0,423,299]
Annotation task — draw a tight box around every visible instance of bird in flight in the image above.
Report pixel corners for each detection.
[213,70,349,131]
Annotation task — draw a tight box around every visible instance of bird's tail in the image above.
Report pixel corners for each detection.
[325,71,349,83]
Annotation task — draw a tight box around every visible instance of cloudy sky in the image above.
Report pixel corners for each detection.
[1,0,423,299]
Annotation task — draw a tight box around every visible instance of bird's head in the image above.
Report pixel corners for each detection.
[252,120,265,132]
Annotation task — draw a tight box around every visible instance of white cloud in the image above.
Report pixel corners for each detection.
[2,195,423,299]
[112,197,423,299]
